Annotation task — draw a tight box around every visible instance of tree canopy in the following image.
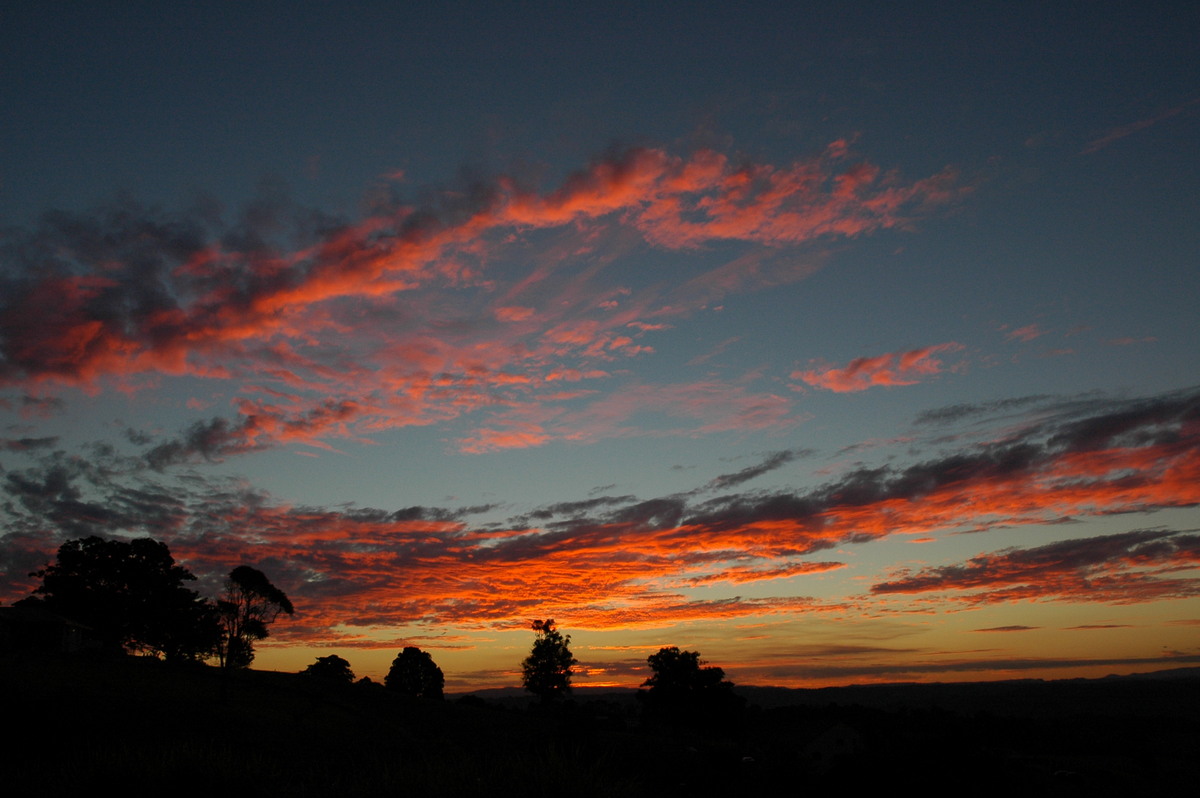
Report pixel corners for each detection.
[520,619,577,702]
[385,647,444,699]
[23,535,219,661]
[639,646,742,724]
[642,646,731,693]
[302,654,355,684]
[216,565,294,669]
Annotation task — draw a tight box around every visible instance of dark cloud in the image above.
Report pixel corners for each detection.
[690,388,1200,549]
[124,427,153,446]
[0,186,361,392]
[683,442,1048,547]
[913,394,1054,425]
[143,416,268,470]
[379,504,500,523]
[704,449,809,491]
[2,459,129,541]
[0,436,58,452]
[520,494,641,523]
[1045,389,1200,453]
[872,528,1200,602]
[0,202,207,384]
[19,395,66,417]
[606,496,687,530]
[974,625,1039,632]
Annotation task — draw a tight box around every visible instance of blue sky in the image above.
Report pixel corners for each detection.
[2,2,1198,689]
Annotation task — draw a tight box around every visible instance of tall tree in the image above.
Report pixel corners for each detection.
[521,619,577,702]
[24,535,218,661]
[385,647,444,699]
[216,565,293,669]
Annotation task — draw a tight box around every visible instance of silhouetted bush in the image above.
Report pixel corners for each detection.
[302,654,355,684]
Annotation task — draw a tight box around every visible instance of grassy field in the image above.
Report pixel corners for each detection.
[4,654,1198,796]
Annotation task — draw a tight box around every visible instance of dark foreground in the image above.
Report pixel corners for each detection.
[4,655,1198,796]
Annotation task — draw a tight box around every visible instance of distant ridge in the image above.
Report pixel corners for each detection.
[453,666,1200,715]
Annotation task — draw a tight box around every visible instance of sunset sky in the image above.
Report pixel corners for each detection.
[2,2,1198,691]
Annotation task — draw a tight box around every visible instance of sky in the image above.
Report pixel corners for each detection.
[2,1,1198,691]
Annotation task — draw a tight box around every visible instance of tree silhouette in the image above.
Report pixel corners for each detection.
[521,619,577,702]
[642,646,730,692]
[24,535,219,661]
[302,654,355,684]
[216,565,293,669]
[385,646,444,699]
[639,646,742,726]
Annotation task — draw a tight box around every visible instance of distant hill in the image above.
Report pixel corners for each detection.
[459,666,1200,716]
[730,667,1200,718]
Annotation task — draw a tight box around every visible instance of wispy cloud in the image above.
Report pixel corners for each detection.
[1081,97,1200,154]
[1004,324,1047,343]
[703,449,808,492]
[0,143,962,458]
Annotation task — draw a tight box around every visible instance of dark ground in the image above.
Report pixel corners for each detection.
[3,654,1198,796]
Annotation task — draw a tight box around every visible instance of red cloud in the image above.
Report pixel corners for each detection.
[494,306,536,322]
[4,390,1199,643]
[2,144,958,386]
[1005,324,1046,343]
[457,423,552,454]
[0,142,965,458]
[794,343,963,392]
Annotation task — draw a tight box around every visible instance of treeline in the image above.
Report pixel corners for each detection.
[298,616,743,730]
[13,535,291,667]
[300,647,445,700]
[13,535,745,724]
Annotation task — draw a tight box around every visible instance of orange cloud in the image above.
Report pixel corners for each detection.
[793,343,963,392]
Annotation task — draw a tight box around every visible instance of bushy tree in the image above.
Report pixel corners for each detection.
[216,565,293,669]
[639,646,743,726]
[642,646,731,693]
[24,535,219,661]
[155,597,223,664]
[521,619,577,702]
[385,646,444,699]
[302,654,355,684]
